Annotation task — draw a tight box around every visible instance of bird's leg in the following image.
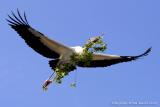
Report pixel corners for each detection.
[42,72,54,91]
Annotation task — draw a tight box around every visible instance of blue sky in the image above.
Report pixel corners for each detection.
[0,0,159,107]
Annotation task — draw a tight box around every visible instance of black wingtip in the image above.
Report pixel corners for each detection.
[136,47,152,58]
[6,9,29,26]
[121,47,152,62]
[128,47,152,61]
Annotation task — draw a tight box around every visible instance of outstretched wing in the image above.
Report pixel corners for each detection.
[7,10,73,59]
[78,48,151,67]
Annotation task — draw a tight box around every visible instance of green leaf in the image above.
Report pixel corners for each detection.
[70,83,76,87]
[52,36,107,85]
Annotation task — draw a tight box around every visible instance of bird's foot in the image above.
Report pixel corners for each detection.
[42,79,52,91]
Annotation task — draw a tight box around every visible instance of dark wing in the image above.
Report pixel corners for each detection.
[78,48,151,67]
[6,10,73,59]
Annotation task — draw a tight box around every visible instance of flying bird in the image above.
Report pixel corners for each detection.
[7,10,151,73]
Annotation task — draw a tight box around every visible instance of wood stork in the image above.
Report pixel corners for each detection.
[6,10,151,73]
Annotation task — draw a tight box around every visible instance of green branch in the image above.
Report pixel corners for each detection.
[43,36,107,89]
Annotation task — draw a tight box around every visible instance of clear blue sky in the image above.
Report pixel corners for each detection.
[0,0,159,107]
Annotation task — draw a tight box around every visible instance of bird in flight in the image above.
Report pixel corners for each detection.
[7,10,151,87]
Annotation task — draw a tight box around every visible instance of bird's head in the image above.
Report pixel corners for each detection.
[71,46,84,54]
